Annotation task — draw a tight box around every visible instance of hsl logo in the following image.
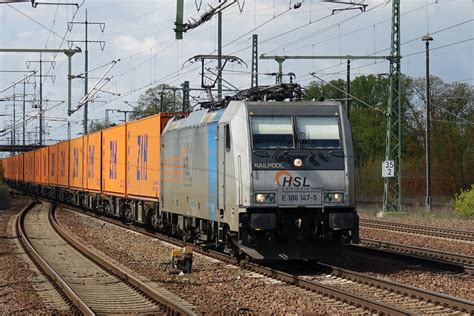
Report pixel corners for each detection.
[275,171,310,187]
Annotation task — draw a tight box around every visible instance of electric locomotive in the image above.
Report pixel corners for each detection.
[158,84,359,260]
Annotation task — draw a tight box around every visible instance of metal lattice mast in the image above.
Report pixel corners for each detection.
[251,34,258,88]
[383,0,402,212]
[67,10,105,135]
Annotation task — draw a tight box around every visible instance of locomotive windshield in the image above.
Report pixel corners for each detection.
[297,116,340,148]
[251,115,341,149]
[251,116,295,149]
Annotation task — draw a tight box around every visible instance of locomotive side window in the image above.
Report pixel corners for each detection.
[297,116,341,148]
[225,124,231,151]
[251,116,294,149]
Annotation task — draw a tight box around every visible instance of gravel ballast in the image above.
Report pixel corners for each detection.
[360,227,474,257]
[0,197,71,314]
[319,249,474,301]
[57,209,366,314]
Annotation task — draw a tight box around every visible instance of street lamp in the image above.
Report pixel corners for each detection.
[422,34,433,212]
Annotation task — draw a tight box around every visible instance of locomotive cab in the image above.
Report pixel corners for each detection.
[237,101,358,259]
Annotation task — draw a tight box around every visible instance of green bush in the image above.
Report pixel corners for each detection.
[453,185,474,218]
[0,182,10,210]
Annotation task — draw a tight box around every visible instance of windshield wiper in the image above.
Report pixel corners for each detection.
[272,137,294,162]
[253,150,269,157]
[329,149,345,158]
[298,132,327,162]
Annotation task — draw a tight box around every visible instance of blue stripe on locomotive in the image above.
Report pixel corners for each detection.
[207,123,218,221]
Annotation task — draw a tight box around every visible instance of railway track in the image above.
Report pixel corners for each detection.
[360,218,474,242]
[59,203,473,315]
[16,200,196,315]
[353,238,474,275]
[275,261,473,315]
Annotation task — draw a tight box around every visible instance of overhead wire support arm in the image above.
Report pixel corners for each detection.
[0,71,36,94]
[31,1,79,8]
[174,0,238,39]
[259,54,388,84]
[70,59,119,115]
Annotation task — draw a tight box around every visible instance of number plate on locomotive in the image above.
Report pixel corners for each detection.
[278,191,322,205]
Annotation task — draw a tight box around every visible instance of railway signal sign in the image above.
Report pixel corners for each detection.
[382,160,395,178]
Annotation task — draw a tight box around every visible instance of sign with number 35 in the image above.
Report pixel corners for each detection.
[382,160,395,178]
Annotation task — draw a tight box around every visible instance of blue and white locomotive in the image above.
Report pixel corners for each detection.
[159,85,359,260]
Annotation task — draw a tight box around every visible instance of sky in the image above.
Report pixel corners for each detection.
[0,0,472,151]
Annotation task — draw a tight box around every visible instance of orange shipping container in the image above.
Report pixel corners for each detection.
[127,114,174,200]
[6,157,14,181]
[40,147,49,184]
[49,144,59,186]
[18,154,24,182]
[1,158,9,180]
[57,141,69,187]
[69,136,84,190]
[13,155,20,181]
[84,131,102,192]
[25,151,35,183]
[0,159,5,179]
[34,149,41,184]
[102,124,126,196]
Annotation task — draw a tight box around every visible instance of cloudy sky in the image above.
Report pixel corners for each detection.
[0,0,472,148]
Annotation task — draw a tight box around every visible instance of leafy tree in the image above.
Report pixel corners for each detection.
[304,75,413,164]
[409,76,473,190]
[89,120,114,133]
[130,84,182,120]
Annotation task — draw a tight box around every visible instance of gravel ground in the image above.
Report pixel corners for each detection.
[57,209,366,314]
[358,206,474,232]
[360,227,474,257]
[318,249,474,301]
[0,196,71,314]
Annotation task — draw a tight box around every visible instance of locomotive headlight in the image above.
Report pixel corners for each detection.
[255,194,266,203]
[255,193,275,204]
[293,158,303,167]
[324,192,344,203]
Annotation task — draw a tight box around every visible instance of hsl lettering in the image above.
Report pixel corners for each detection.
[281,176,310,187]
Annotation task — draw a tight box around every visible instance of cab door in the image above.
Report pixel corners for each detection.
[217,123,227,212]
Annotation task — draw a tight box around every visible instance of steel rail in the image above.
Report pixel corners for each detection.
[16,201,93,315]
[360,219,474,242]
[50,206,197,316]
[60,204,474,315]
[354,238,474,275]
[316,262,473,313]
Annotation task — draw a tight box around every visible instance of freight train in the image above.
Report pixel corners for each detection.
[1,85,359,260]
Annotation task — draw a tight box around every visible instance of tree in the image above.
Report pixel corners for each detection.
[409,76,473,190]
[130,84,182,120]
[89,120,114,133]
[305,75,473,199]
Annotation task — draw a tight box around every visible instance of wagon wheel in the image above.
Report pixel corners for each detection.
[124,205,133,222]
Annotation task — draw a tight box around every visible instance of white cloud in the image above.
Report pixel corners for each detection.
[111,35,160,54]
